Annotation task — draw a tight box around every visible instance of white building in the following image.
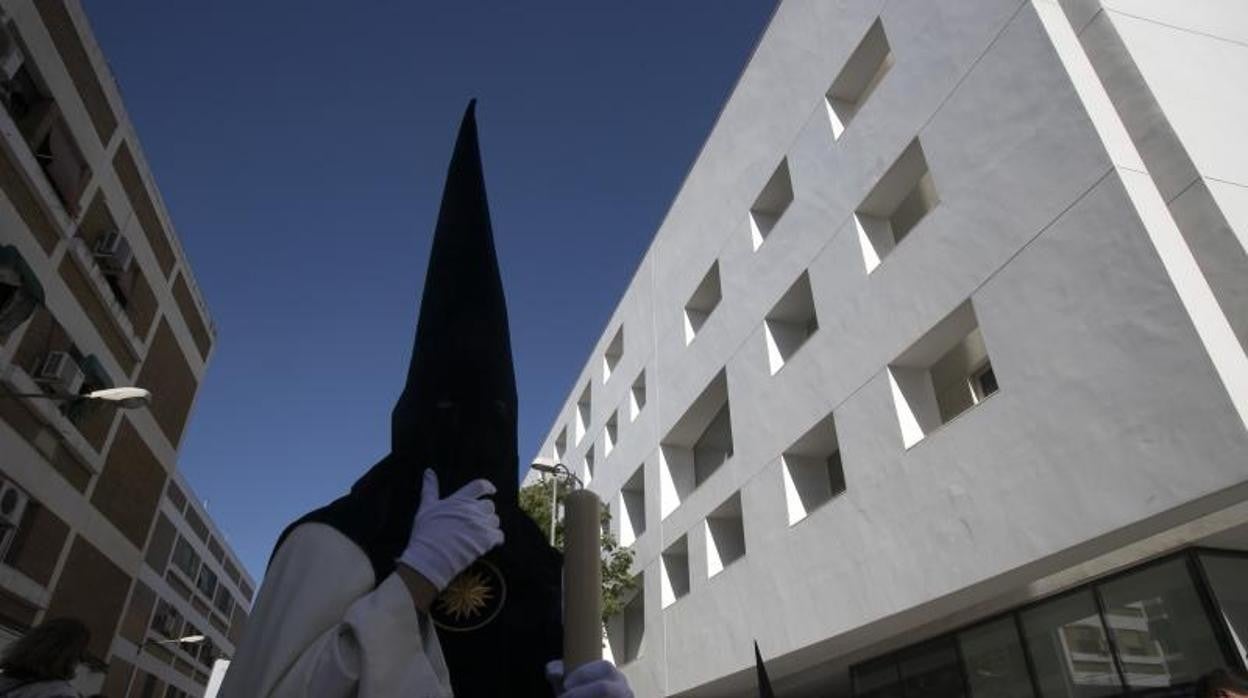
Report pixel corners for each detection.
[529,1,1248,695]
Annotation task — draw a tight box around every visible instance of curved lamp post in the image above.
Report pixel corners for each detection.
[530,461,583,545]
[0,386,151,409]
[122,633,205,697]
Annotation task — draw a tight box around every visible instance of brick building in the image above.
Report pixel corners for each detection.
[0,1,252,696]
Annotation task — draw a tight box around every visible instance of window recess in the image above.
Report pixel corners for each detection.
[660,536,690,608]
[659,369,732,518]
[629,371,646,422]
[888,301,998,448]
[705,492,745,577]
[575,383,591,445]
[749,159,794,250]
[603,411,618,459]
[606,573,644,665]
[764,271,818,375]
[855,139,938,273]
[618,465,646,547]
[826,18,893,140]
[781,412,846,525]
[603,326,623,383]
[683,261,722,345]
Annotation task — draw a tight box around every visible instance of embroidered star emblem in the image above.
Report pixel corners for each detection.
[437,569,494,621]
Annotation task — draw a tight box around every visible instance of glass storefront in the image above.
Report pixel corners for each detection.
[1021,590,1121,696]
[1200,553,1248,665]
[852,549,1246,698]
[960,617,1035,698]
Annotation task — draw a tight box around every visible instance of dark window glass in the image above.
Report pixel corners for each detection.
[198,638,216,667]
[150,600,183,639]
[213,584,234,615]
[959,617,1035,698]
[898,638,966,698]
[975,365,998,398]
[1020,590,1122,697]
[196,565,218,598]
[1200,554,1248,668]
[171,536,200,580]
[1099,558,1225,689]
[854,658,904,698]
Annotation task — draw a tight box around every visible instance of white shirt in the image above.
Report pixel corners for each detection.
[218,523,452,698]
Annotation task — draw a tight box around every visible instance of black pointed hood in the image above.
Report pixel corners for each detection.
[391,99,519,502]
[756,641,776,698]
[277,102,564,697]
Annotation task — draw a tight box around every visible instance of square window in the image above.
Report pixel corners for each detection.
[575,384,591,445]
[705,493,745,577]
[659,370,732,518]
[856,139,938,272]
[888,301,997,447]
[683,262,722,345]
[603,326,624,383]
[827,18,893,140]
[781,412,846,525]
[553,427,567,462]
[606,574,644,665]
[749,159,794,250]
[603,411,618,459]
[629,371,647,422]
[618,465,646,547]
[661,536,690,608]
[764,272,818,375]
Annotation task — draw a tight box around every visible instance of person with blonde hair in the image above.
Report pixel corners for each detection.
[0,618,89,698]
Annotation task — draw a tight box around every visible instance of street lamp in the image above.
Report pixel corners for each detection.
[0,385,151,409]
[122,633,205,697]
[531,461,583,545]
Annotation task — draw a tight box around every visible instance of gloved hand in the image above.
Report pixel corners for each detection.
[545,660,634,698]
[397,469,504,591]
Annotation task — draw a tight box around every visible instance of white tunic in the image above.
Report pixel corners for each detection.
[219,523,453,698]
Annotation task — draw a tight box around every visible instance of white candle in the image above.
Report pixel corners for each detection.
[563,489,603,672]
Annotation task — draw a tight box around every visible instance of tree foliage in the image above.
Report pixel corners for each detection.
[519,472,636,622]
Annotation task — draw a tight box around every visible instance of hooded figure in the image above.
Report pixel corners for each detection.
[754,642,775,698]
[219,103,632,698]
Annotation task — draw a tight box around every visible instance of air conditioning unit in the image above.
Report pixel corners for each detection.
[35,350,84,396]
[0,17,23,84]
[0,480,30,562]
[92,230,134,276]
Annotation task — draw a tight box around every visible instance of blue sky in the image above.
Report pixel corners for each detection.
[84,3,776,580]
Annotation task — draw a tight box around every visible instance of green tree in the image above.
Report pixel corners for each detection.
[519,472,636,622]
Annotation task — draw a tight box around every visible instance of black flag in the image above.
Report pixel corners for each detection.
[756,641,776,698]
[279,101,563,696]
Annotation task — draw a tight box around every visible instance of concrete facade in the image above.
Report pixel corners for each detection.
[0,2,252,696]
[529,1,1248,695]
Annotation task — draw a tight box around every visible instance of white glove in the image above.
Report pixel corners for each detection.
[545,660,634,698]
[397,469,504,591]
